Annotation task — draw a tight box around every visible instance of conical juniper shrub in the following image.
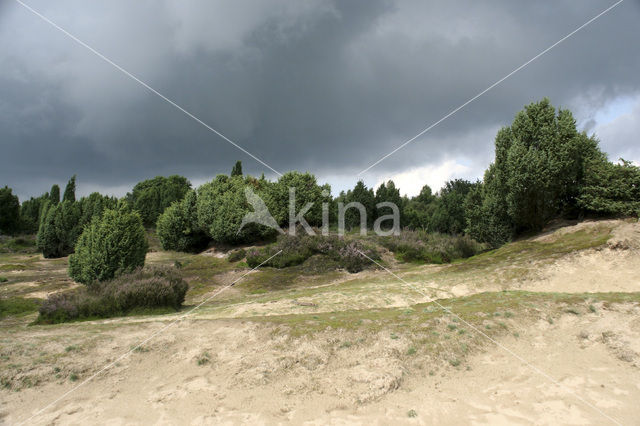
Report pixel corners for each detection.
[69,204,148,287]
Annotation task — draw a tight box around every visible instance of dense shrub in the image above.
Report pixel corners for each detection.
[19,195,48,234]
[128,175,191,226]
[69,204,148,286]
[578,158,640,216]
[267,171,330,228]
[246,234,380,273]
[37,267,188,324]
[78,192,118,225]
[157,190,209,252]
[36,200,81,258]
[196,175,277,244]
[0,186,20,235]
[378,231,485,263]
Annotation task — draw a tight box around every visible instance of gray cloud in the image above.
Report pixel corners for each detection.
[1,0,639,200]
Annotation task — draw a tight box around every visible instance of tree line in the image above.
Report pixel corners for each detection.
[1,98,639,261]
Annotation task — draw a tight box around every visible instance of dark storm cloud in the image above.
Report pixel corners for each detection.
[1,0,639,199]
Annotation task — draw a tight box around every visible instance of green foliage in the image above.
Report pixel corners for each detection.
[336,180,375,230]
[268,171,330,228]
[36,201,81,258]
[78,192,118,225]
[577,158,640,216]
[63,175,76,203]
[403,185,436,230]
[49,185,60,205]
[375,180,403,223]
[378,231,485,263]
[466,98,606,245]
[69,204,148,286]
[19,195,48,234]
[157,190,209,252]
[128,175,191,226]
[246,234,380,273]
[196,175,276,244]
[0,186,20,235]
[0,297,40,319]
[37,267,187,323]
[430,179,476,235]
[231,160,243,177]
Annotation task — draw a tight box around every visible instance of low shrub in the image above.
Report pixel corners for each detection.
[378,231,485,263]
[246,234,380,273]
[37,267,188,324]
[227,248,246,262]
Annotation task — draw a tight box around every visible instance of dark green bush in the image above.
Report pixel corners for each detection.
[156,190,209,252]
[37,267,187,324]
[196,175,277,244]
[0,186,20,235]
[128,175,191,226]
[36,201,81,258]
[578,158,640,216]
[69,204,148,286]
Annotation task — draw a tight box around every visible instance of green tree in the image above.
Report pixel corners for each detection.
[78,192,118,226]
[403,185,436,230]
[49,184,60,205]
[468,98,605,244]
[157,190,209,251]
[231,160,243,177]
[20,195,46,234]
[63,175,76,203]
[577,158,640,216]
[429,179,476,235]
[69,204,148,286]
[374,180,403,223]
[267,171,329,228]
[196,175,276,244]
[0,186,20,235]
[36,201,81,258]
[128,175,191,226]
[340,181,375,230]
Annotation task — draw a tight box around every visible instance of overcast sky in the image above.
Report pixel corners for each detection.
[1,0,639,200]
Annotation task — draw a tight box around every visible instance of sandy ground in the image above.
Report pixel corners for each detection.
[1,219,639,425]
[3,304,640,425]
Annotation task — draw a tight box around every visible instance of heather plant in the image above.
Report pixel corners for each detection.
[37,267,187,323]
[378,230,484,263]
[246,234,380,273]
